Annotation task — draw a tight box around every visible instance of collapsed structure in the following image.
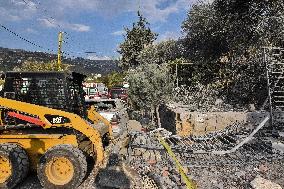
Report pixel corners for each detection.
[126,47,284,188]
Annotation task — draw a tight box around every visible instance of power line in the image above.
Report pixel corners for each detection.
[22,0,94,58]
[0,24,55,53]
[21,0,84,53]
[0,24,76,64]
[12,0,90,58]
[21,0,71,55]
[21,0,62,29]
[64,32,90,56]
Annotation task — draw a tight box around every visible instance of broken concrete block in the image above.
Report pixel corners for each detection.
[258,164,269,174]
[133,148,145,156]
[251,176,282,189]
[147,158,156,165]
[127,120,142,132]
[154,151,162,162]
[142,151,151,160]
[272,142,284,153]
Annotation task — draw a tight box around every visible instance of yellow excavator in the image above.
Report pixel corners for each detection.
[0,71,114,188]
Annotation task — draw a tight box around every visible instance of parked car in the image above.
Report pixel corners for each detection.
[108,87,128,101]
[83,82,108,99]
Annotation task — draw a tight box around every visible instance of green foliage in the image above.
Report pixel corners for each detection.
[0,79,4,86]
[178,0,284,107]
[118,11,157,70]
[167,58,194,86]
[168,57,188,66]
[182,2,224,62]
[137,40,184,65]
[106,72,125,88]
[182,0,284,62]
[16,60,71,71]
[120,1,284,110]
[127,63,174,110]
[213,0,284,49]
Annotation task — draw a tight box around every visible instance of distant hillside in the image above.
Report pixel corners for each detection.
[0,47,121,75]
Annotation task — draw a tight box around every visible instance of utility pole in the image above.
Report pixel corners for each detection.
[57,31,63,71]
[176,63,178,87]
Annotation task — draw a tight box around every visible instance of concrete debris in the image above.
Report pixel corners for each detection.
[258,164,269,174]
[272,142,284,153]
[127,120,143,132]
[251,176,282,189]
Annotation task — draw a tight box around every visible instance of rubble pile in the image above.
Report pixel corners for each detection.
[251,176,282,189]
[16,100,284,189]
[128,134,186,188]
[127,127,284,188]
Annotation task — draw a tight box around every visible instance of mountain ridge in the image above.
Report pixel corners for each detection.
[0,47,121,75]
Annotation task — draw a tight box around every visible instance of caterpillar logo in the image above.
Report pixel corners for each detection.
[45,115,70,124]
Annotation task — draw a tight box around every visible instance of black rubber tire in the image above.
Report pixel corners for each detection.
[0,143,29,189]
[37,145,87,189]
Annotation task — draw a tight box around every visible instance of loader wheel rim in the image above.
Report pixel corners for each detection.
[45,157,74,185]
[0,156,12,183]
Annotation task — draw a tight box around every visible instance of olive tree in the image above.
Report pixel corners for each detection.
[137,40,183,65]
[118,12,157,70]
[127,63,174,127]
[179,0,284,108]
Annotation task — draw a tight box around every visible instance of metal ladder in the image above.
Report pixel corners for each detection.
[264,47,284,127]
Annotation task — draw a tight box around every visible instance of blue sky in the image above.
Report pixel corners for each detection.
[0,0,197,60]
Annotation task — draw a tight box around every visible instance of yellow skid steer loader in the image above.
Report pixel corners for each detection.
[0,71,113,189]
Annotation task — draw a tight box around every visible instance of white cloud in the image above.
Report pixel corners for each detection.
[157,31,181,42]
[40,0,197,23]
[0,0,91,32]
[0,0,37,23]
[69,24,90,32]
[140,0,178,23]
[0,0,198,24]
[37,18,57,28]
[111,30,126,36]
[87,55,111,60]
[38,18,90,32]
[26,28,38,34]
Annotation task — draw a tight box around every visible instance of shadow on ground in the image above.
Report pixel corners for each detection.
[94,153,131,189]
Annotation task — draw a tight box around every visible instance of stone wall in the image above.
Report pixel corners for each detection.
[159,104,269,137]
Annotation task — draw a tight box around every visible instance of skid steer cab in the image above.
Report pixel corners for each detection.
[0,71,113,189]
